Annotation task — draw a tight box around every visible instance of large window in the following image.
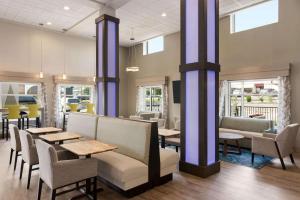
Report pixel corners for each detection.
[228,79,279,124]
[143,36,164,55]
[0,82,41,108]
[58,84,94,113]
[142,86,163,112]
[231,0,279,33]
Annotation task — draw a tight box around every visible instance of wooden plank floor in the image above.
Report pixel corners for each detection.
[1,140,300,200]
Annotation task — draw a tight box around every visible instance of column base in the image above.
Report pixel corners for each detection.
[179,160,220,178]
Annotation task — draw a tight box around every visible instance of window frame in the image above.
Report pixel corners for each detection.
[143,36,164,56]
[230,0,279,34]
[141,85,163,112]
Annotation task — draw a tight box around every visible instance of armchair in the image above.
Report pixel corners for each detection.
[252,123,300,170]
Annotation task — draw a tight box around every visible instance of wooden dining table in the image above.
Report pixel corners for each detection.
[39,132,81,144]
[61,140,117,199]
[158,128,180,148]
[26,127,62,135]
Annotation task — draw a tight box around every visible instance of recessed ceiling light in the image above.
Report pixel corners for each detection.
[161,12,167,17]
[64,6,70,10]
[46,22,52,25]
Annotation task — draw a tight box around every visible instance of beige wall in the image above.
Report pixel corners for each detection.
[0,20,128,117]
[126,0,300,149]
[127,32,181,128]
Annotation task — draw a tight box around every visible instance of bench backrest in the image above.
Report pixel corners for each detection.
[67,113,98,139]
[220,116,274,133]
[97,116,153,165]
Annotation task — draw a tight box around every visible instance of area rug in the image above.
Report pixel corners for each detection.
[219,147,273,169]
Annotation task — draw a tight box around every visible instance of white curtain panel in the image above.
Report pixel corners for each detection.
[162,84,169,128]
[51,84,60,127]
[278,76,291,132]
[219,80,228,117]
[136,86,144,113]
[41,83,49,126]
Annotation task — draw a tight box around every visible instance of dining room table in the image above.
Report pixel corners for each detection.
[26,127,62,135]
[39,132,81,144]
[158,128,180,148]
[61,140,118,199]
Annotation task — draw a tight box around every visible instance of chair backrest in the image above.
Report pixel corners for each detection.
[150,118,166,128]
[6,105,20,119]
[9,124,21,151]
[174,119,180,131]
[68,104,78,112]
[97,116,152,165]
[275,124,300,156]
[36,139,58,188]
[86,103,94,114]
[67,113,98,139]
[27,104,39,118]
[19,130,36,164]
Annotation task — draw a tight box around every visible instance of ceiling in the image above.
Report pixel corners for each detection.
[0,0,266,46]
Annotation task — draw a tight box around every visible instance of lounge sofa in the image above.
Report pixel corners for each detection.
[67,113,179,197]
[219,116,275,148]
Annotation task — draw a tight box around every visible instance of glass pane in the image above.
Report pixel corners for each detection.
[147,36,164,55]
[232,0,278,33]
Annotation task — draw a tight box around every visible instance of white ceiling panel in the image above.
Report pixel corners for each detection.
[0,0,267,45]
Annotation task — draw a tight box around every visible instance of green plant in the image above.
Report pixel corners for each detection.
[259,96,264,102]
[246,96,252,103]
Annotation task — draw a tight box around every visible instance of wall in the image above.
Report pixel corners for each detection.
[126,0,300,149]
[127,32,181,128]
[0,20,128,117]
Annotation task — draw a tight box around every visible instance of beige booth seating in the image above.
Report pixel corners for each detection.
[92,116,179,197]
[67,113,98,139]
[219,117,274,148]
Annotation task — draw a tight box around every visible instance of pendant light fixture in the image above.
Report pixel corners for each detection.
[126,28,140,72]
[39,39,44,78]
[62,35,67,80]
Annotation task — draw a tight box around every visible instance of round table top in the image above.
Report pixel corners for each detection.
[219,132,244,140]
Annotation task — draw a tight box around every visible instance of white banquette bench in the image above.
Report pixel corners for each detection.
[66,113,179,197]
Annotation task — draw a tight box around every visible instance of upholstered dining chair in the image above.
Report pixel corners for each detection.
[150,117,166,129]
[35,140,98,200]
[8,124,22,171]
[252,123,300,170]
[19,130,39,189]
[25,104,41,128]
[2,105,22,140]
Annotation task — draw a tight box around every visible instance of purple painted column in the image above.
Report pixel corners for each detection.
[95,15,119,117]
[179,0,220,178]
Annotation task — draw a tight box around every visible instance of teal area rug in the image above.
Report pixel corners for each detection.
[219,147,273,169]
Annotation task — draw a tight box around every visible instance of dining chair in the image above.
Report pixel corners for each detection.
[69,103,78,112]
[25,104,41,128]
[2,105,22,140]
[8,124,22,171]
[35,140,98,200]
[19,130,39,189]
[87,103,95,114]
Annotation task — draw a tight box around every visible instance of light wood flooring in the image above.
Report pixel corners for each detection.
[1,140,300,200]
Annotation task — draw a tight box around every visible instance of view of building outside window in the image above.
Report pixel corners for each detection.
[58,84,94,113]
[229,79,279,124]
[0,82,41,108]
[143,86,162,112]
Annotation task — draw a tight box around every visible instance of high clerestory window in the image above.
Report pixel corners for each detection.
[231,0,279,33]
[143,36,164,55]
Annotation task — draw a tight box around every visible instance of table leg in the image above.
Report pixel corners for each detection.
[161,136,166,148]
[223,140,228,156]
[236,140,241,154]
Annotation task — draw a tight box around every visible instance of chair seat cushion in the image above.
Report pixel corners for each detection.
[160,149,179,177]
[165,137,180,146]
[93,151,148,190]
[219,128,263,139]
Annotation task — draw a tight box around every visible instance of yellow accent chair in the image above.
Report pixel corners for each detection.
[87,103,95,114]
[25,104,41,128]
[69,103,79,112]
[2,105,22,141]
